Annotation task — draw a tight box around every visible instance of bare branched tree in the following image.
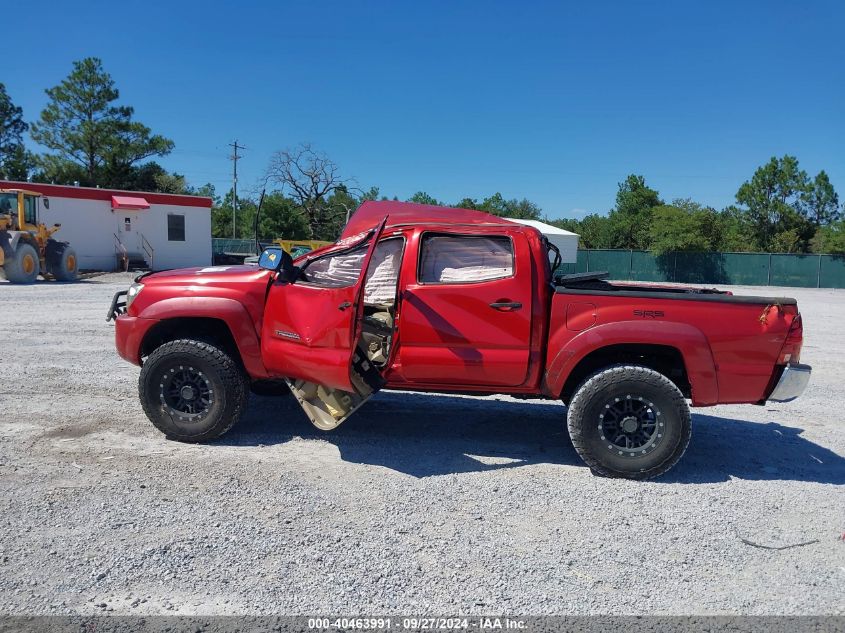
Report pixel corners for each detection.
[265,143,349,239]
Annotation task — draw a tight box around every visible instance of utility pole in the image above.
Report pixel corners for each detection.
[228,140,245,238]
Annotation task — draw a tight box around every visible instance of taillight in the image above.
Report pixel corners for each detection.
[778,313,803,364]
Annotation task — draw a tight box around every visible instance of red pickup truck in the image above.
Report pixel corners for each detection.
[108,201,810,479]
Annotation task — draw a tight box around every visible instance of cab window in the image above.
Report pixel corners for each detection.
[298,237,404,298]
[419,234,514,284]
[23,195,37,225]
[298,244,369,288]
[0,193,16,217]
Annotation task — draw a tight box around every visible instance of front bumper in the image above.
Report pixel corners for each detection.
[113,314,159,366]
[768,363,812,403]
[106,290,128,322]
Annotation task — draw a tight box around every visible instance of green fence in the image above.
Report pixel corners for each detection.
[212,238,261,255]
[558,250,845,289]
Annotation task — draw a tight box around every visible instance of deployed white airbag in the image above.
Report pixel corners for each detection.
[363,238,403,304]
[420,236,513,283]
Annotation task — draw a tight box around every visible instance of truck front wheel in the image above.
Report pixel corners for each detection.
[566,364,691,480]
[139,339,249,442]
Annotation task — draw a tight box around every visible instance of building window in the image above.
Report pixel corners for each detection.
[419,234,514,283]
[167,214,185,241]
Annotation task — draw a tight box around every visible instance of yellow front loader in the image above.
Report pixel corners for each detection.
[0,188,78,283]
[274,239,332,258]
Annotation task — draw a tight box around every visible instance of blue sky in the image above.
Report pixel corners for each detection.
[5,0,844,219]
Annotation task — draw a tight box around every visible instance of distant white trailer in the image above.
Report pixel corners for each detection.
[506,218,579,264]
[0,180,213,271]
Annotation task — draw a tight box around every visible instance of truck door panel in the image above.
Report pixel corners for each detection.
[261,219,386,393]
[396,232,533,387]
[261,221,410,430]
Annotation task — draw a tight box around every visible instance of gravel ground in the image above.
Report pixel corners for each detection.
[0,274,843,616]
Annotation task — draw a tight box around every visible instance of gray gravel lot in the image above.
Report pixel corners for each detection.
[0,274,843,615]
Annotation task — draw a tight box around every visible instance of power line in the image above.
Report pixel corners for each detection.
[229,140,246,238]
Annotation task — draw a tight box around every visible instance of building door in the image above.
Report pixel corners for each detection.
[116,213,142,256]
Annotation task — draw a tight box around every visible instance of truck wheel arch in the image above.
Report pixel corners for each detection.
[136,297,270,379]
[546,321,718,406]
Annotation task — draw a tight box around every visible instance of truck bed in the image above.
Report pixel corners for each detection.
[548,273,801,406]
[554,272,797,305]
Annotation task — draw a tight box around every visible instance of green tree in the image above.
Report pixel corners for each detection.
[212,189,314,242]
[259,192,310,240]
[735,155,816,252]
[30,57,174,187]
[188,183,218,200]
[360,186,380,202]
[803,170,840,225]
[716,206,756,252]
[321,185,363,239]
[97,161,189,193]
[811,217,845,254]
[407,191,442,206]
[468,192,543,220]
[606,175,662,249]
[454,197,479,209]
[211,192,237,239]
[501,197,542,220]
[477,192,507,215]
[0,83,33,180]
[549,214,615,249]
[649,199,723,254]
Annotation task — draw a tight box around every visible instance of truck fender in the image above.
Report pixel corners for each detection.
[543,320,719,405]
[137,296,270,379]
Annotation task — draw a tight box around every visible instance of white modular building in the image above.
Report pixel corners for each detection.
[0,180,213,271]
[506,218,580,263]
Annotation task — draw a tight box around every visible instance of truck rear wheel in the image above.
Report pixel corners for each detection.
[139,339,249,443]
[3,242,40,283]
[566,364,691,480]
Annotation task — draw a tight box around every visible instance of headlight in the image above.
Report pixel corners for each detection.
[126,282,144,308]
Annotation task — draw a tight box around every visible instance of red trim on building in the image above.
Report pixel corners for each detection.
[112,195,150,210]
[0,180,213,208]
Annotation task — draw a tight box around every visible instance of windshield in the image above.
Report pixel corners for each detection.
[0,192,16,216]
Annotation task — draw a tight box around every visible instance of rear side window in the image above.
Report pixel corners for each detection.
[419,235,513,284]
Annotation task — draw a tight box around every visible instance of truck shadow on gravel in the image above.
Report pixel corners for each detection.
[229,391,578,477]
[662,414,845,485]
[227,393,845,483]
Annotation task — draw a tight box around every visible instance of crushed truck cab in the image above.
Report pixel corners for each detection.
[109,200,810,479]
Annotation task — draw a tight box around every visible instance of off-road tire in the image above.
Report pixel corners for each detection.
[566,364,691,480]
[250,379,291,397]
[46,240,78,281]
[4,241,40,283]
[139,339,249,443]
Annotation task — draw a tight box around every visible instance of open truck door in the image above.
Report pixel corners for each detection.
[260,218,389,430]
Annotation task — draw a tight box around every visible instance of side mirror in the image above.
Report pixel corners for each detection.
[258,247,297,282]
[43,198,50,209]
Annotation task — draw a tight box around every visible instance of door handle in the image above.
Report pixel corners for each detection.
[338,301,352,311]
[489,301,522,311]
